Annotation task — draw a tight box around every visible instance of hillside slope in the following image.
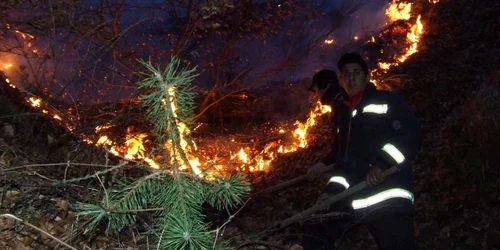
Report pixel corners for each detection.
[398,0,500,249]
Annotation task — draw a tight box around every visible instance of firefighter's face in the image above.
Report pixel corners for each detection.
[340,63,369,96]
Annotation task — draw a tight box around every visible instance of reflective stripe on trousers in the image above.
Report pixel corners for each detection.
[352,188,414,210]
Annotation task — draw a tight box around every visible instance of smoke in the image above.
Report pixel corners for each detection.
[205,0,392,90]
[294,0,390,81]
[0,0,394,105]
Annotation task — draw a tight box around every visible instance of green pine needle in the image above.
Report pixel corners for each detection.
[76,57,252,249]
[207,174,251,210]
[157,213,212,250]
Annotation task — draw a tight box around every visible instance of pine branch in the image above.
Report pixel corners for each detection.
[157,212,212,250]
[207,173,251,210]
[75,56,252,249]
[75,172,167,233]
[137,57,199,174]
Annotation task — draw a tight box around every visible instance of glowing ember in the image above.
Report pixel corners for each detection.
[378,62,392,70]
[5,78,15,89]
[29,97,41,107]
[353,36,359,41]
[2,64,13,70]
[324,39,335,45]
[14,30,35,40]
[95,124,112,133]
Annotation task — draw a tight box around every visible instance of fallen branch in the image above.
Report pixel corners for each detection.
[0,113,44,119]
[0,213,78,250]
[247,164,335,198]
[237,240,288,250]
[299,211,354,224]
[59,161,128,184]
[1,162,124,173]
[211,198,251,249]
[256,165,400,237]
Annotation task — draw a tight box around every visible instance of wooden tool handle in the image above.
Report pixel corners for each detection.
[247,164,335,198]
[278,165,400,229]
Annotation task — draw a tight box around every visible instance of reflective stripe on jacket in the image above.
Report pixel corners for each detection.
[322,83,421,210]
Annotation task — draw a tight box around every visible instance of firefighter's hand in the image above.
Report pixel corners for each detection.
[315,192,334,210]
[366,166,386,187]
[307,162,331,181]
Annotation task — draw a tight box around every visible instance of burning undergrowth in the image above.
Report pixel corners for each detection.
[0,0,451,249]
[0,0,429,178]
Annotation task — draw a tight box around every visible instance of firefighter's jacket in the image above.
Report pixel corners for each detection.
[321,83,421,211]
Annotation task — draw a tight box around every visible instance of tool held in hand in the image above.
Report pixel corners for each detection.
[247,164,335,198]
[276,165,400,230]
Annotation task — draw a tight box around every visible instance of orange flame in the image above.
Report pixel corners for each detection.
[0,23,335,177]
[398,15,423,63]
[225,101,331,172]
[386,1,412,22]
[372,2,425,86]
[234,148,249,164]
[0,0,438,177]
[95,128,160,169]
[278,101,331,153]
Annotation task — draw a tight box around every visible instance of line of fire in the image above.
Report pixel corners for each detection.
[10,0,495,249]
[0,1,429,178]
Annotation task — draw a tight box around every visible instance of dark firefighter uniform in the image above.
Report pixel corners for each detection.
[304,83,421,250]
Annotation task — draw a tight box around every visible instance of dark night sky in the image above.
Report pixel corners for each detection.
[0,0,391,104]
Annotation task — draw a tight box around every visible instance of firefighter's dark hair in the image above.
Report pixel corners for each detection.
[338,52,369,76]
[309,69,338,91]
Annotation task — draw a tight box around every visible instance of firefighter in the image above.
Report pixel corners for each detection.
[304,52,421,250]
[309,69,346,107]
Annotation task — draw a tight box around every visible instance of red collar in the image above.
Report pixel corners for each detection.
[342,90,365,109]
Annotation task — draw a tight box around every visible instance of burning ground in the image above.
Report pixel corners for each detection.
[1,0,500,249]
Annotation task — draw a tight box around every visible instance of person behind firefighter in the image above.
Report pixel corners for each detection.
[309,69,345,107]
[304,52,421,250]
